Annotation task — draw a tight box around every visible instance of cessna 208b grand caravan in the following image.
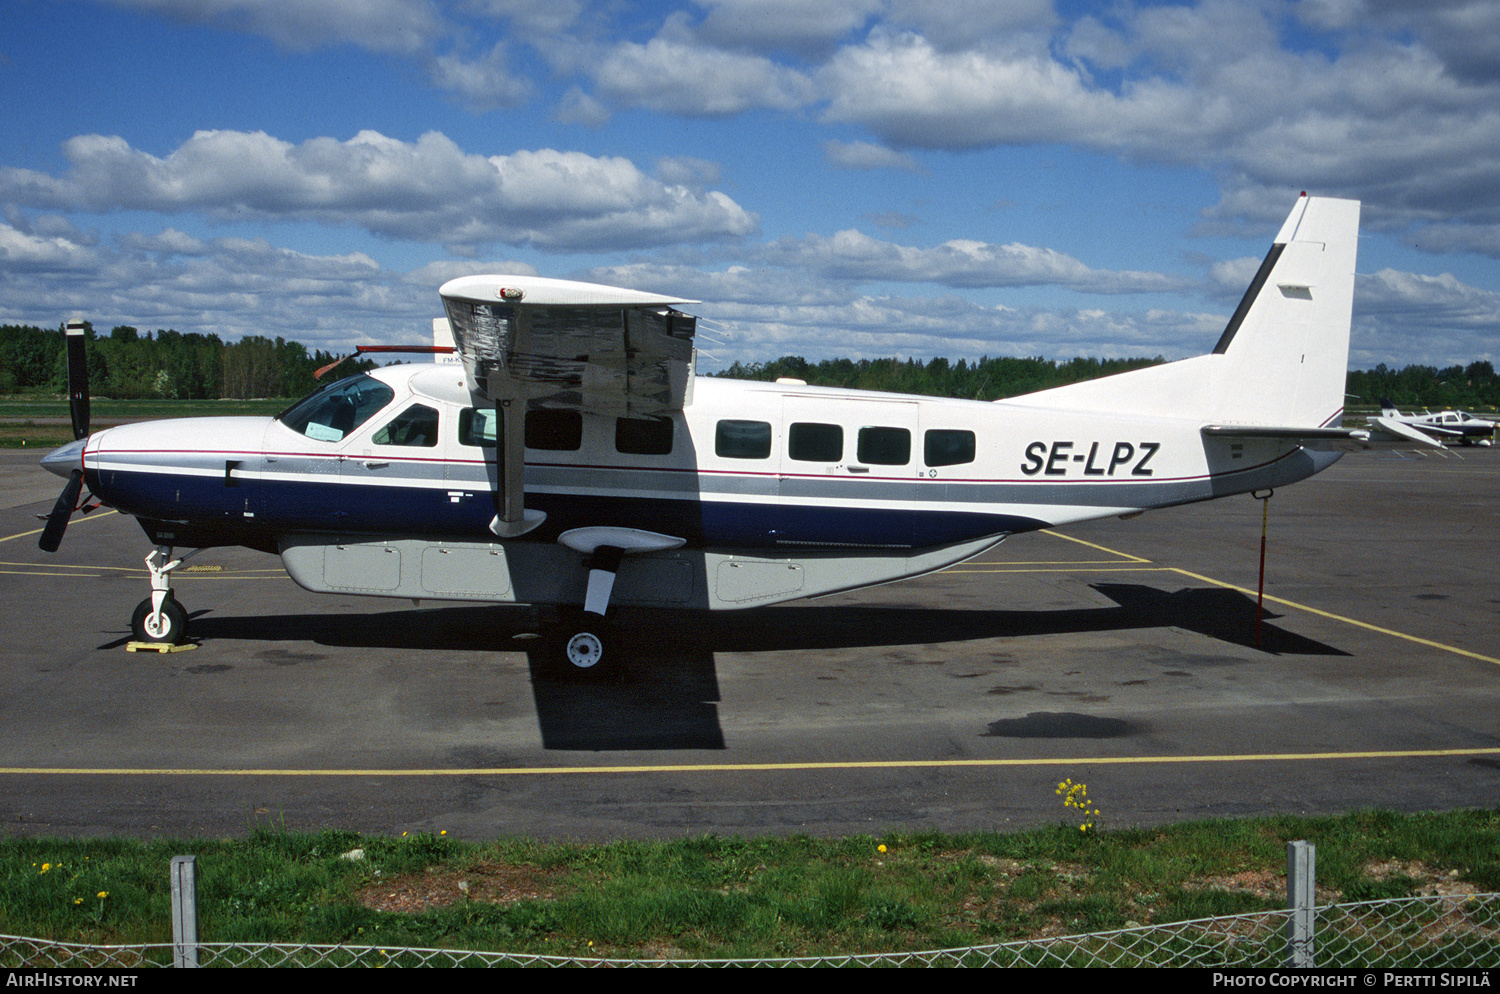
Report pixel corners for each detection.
[37,194,1433,673]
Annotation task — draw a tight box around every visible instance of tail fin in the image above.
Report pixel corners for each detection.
[1208,194,1359,427]
[1007,194,1360,429]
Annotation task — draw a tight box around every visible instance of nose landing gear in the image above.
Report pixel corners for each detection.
[129,546,198,645]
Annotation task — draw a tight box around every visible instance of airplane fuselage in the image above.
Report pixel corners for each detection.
[52,362,1336,612]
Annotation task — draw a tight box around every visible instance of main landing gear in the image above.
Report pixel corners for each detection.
[130,546,197,645]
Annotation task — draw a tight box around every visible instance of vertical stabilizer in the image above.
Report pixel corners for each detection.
[1209,194,1360,427]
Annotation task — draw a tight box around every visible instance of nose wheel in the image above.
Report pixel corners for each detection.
[132,594,187,644]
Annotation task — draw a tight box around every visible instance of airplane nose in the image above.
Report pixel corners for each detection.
[40,437,87,480]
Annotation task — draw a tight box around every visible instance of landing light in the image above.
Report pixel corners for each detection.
[497,287,525,301]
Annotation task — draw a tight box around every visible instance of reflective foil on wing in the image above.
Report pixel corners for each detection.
[442,299,696,416]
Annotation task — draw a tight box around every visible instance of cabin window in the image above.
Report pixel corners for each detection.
[458,407,585,450]
[458,408,497,447]
[616,416,674,455]
[857,426,911,465]
[277,374,394,443]
[715,419,772,459]
[788,423,842,462]
[924,429,976,467]
[527,410,583,451]
[373,404,439,447]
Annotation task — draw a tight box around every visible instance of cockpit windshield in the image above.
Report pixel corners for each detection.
[276,373,395,442]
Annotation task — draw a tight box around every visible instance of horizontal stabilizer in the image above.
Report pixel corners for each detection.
[1202,420,1440,450]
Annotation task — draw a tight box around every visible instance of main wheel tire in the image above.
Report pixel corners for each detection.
[551,611,617,679]
[564,630,605,669]
[131,596,188,645]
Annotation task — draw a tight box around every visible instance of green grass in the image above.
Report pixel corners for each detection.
[0,397,291,448]
[1,810,1497,963]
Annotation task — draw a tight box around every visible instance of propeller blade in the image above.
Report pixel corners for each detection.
[65,320,89,440]
[38,469,83,553]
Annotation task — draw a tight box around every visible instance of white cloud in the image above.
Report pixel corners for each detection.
[429,42,534,111]
[823,140,922,172]
[0,129,759,254]
[0,220,100,273]
[808,9,1500,254]
[588,29,816,115]
[99,0,445,54]
[1351,268,1500,367]
[691,0,882,58]
[756,229,1193,294]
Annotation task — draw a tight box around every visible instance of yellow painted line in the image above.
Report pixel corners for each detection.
[3,746,1500,778]
[1170,568,1500,667]
[952,532,1153,571]
[958,559,1147,567]
[1,559,284,577]
[947,529,1498,667]
[0,509,118,544]
[948,566,1173,574]
[1,559,139,573]
[1039,529,1153,562]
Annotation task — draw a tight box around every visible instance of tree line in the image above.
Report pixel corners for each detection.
[716,355,1500,410]
[0,322,375,400]
[4,321,1496,410]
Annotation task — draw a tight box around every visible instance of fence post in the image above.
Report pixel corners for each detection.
[171,855,199,968]
[1286,840,1315,968]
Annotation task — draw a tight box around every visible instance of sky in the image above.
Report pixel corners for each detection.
[2,0,1499,374]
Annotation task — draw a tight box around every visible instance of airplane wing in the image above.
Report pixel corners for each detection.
[437,275,700,536]
[1374,417,1463,439]
[1202,420,1442,450]
[439,275,698,417]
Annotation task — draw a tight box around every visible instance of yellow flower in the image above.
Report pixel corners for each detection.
[878,844,887,853]
[97,891,109,900]
[40,863,51,874]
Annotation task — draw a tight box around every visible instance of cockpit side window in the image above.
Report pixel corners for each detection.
[373,404,439,447]
[277,374,394,443]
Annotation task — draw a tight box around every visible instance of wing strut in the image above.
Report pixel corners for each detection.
[491,398,545,537]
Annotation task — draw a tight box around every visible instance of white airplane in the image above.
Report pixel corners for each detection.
[1373,399,1496,447]
[37,194,1435,675]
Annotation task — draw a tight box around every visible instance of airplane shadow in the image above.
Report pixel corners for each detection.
[172,582,1344,752]
[694,582,1346,658]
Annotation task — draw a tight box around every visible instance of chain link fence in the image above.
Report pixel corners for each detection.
[4,891,1497,968]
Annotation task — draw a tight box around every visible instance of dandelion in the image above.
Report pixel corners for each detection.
[1056,778,1099,833]
[39,863,51,874]
[97,891,108,900]
[877,844,887,853]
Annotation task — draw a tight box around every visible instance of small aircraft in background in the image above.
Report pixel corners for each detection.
[1373,399,1496,447]
[37,193,1434,675]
